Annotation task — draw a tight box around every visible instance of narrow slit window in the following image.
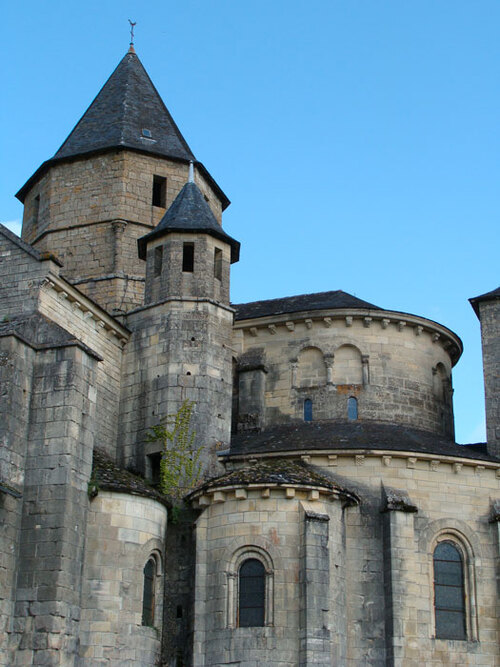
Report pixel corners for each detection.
[304,399,313,422]
[239,558,265,627]
[33,194,40,228]
[142,558,156,626]
[152,175,167,207]
[347,396,358,420]
[182,243,194,272]
[154,246,163,277]
[434,542,466,640]
[214,248,222,281]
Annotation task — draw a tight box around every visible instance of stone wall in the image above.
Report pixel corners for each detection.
[233,309,459,437]
[20,152,223,313]
[79,491,167,666]
[120,298,234,476]
[9,344,98,666]
[191,452,499,666]
[0,336,33,665]
[144,233,232,307]
[37,280,127,457]
[0,227,58,320]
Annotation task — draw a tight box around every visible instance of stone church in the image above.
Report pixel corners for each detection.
[0,47,498,666]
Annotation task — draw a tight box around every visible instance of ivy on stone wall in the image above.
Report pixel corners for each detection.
[146,400,202,500]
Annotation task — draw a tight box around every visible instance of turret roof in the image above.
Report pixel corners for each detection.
[16,50,230,209]
[137,180,240,262]
[55,50,195,162]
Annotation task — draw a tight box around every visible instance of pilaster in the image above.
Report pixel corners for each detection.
[299,503,331,666]
[382,487,419,667]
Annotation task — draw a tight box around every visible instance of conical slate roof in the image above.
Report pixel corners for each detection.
[54,49,195,162]
[138,181,240,262]
[16,50,230,209]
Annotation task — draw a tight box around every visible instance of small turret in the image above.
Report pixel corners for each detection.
[118,167,240,476]
[138,164,239,306]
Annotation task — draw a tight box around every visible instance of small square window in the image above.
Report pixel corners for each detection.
[142,128,152,138]
[152,175,166,207]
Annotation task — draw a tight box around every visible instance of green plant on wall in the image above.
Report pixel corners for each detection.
[146,400,202,499]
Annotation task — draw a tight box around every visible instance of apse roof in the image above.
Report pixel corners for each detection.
[188,459,359,505]
[138,181,240,262]
[233,290,381,321]
[228,421,498,462]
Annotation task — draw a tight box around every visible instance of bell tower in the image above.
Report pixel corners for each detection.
[16,49,229,314]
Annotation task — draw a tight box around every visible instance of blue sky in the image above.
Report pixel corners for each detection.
[2,2,498,443]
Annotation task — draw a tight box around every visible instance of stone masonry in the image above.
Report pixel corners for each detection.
[0,47,498,666]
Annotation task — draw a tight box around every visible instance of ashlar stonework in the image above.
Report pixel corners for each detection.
[0,47,498,667]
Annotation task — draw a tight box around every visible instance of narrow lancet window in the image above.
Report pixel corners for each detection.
[182,243,194,272]
[304,399,313,422]
[214,248,222,281]
[154,246,163,277]
[142,558,156,626]
[239,558,265,627]
[33,194,40,229]
[434,542,466,640]
[347,396,358,420]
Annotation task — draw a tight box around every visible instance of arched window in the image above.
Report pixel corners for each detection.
[433,542,466,640]
[304,398,313,422]
[142,558,156,626]
[347,396,358,420]
[227,546,274,629]
[238,559,265,627]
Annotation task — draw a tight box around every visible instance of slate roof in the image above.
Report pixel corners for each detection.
[16,50,230,210]
[233,290,381,321]
[90,448,169,507]
[469,287,500,318]
[229,421,499,462]
[55,50,194,163]
[138,181,240,262]
[188,459,359,504]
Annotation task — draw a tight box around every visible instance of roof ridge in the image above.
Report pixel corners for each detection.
[234,289,345,307]
[118,53,132,145]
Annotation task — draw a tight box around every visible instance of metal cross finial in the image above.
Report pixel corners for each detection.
[128,19,137,46]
